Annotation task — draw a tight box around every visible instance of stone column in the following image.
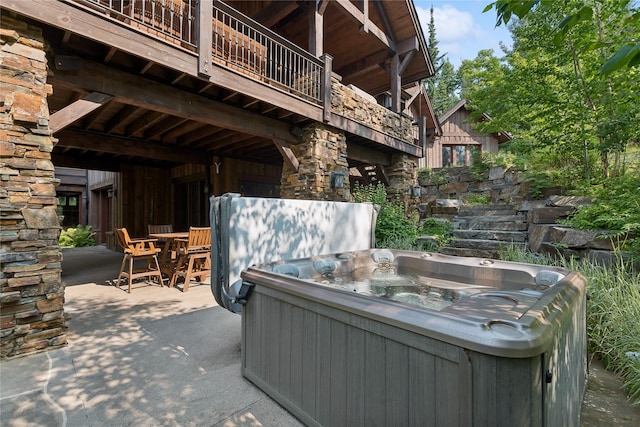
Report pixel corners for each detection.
[386,153,419,212]
[280,123,349,201]
[1,14,66,357]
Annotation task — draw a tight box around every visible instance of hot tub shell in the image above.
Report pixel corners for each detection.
[240,249,587,427]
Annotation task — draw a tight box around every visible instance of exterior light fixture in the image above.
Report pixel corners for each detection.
[331,171,346,189]
[409,184,421,198]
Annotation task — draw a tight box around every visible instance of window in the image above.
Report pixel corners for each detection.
[57,193,81,228]
[442,145,481,167]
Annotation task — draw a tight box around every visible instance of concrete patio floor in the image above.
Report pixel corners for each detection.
[1,245,638,426]
[1,245,302,427]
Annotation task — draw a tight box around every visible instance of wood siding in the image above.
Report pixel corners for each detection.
[419,108,501,169]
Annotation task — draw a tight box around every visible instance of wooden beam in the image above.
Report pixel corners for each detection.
[372,1,396,44]
[49,92,113,133]
[399,50,415,75]
[309,3,324,56]
[126,111,166,137]
[397,36,419,55]
[49,60,301,144]
[55,129,212,165]
[145,116,190,141]
[52,152,121,172]
[329,114,423,157]
[104,105,140,133]
[333,0,395,50]
[347,143,391,166]
[390,53,401,112]
[338,49,390,81]
[318,0,330,15]
[272,139,299,171]
[359,0,369,33]
[162,120,208,143]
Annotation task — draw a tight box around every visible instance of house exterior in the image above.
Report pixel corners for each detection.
[1,0,437,357]
[418,99,512,169]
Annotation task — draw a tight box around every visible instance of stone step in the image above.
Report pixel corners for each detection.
[459,204,517,216]
[458,208,518,217]
[453,219,528,231]
[452,229,527,242]
[447,239,527,251]
[456,214,525,222]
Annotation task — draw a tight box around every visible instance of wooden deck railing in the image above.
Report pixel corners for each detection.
[75,0,325,105]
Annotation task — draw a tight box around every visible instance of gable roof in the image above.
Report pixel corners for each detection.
[404,83,442,137]
[439,99,513,143]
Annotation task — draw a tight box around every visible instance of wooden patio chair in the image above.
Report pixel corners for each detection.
[115,227,164,293]
[169,226,211,292]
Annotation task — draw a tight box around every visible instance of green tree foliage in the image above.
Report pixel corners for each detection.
[485,0,640,75]
[425,6,460,116]
[461,0,640,183]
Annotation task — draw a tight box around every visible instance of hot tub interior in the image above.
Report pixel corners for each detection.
[268,249,566,319]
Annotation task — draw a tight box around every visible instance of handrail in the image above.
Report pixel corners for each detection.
[72,0,324,104]
[212,1,324,103]
[79,0,197,49]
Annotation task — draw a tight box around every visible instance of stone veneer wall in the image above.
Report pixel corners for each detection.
[280,123,350,201]
[386,153,419,211]
[1,15,66,358]
[331,79,414,143]
[418,166,527,208]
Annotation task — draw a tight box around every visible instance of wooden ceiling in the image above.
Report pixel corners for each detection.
[6,0,433,172]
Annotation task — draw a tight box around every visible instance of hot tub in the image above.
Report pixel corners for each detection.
[239,249,587,427]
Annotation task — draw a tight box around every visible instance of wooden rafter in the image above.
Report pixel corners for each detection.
[49,60,300,144]
[333,0,395,50]
[49,92,113,133]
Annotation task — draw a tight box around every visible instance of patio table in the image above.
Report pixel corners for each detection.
[149,231,188,277]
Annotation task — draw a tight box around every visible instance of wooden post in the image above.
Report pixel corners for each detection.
[309,2,324,56]
[322,53,333,123]
[390,53,400,113]
[198,0,213,78]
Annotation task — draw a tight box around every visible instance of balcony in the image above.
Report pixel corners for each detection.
[81,0,325,105]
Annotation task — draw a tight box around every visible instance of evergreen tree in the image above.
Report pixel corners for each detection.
[424,6,460,116]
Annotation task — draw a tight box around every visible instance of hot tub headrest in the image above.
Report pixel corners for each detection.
[313,259,336,274]
[371,249,394,264]
[535,270,566,287]
[273,264,300,277]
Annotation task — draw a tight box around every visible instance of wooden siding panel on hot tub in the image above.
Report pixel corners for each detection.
[242,287,471,426]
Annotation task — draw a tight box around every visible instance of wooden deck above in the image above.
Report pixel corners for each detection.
[3,0,432,170]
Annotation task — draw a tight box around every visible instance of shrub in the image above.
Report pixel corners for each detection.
[464,193,491,205]
[352,182,418,249]
[418,218,453,247]
[59,225,96,247]
[416,167,447,185]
